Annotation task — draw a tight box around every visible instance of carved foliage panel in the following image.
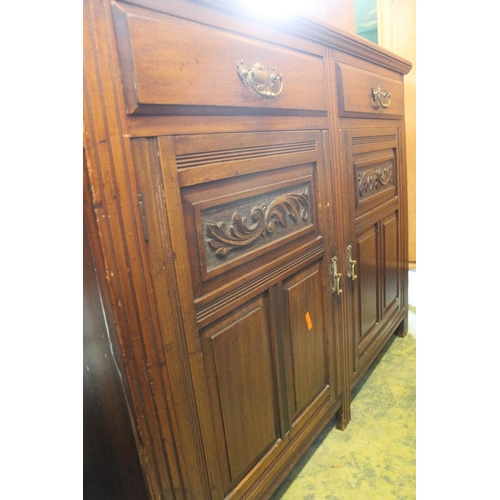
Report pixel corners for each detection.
[181,163,320,300]
[202,182,312,266]
[354,148,397,215]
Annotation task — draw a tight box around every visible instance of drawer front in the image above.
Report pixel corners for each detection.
[112,2,327,116]
[335,62,404,117]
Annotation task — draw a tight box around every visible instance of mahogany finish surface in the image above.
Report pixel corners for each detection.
[83,1,411,498]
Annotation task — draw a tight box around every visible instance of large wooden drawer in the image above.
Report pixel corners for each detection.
[335,61,404,117]
[112,2,327,116]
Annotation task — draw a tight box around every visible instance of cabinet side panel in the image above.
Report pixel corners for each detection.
[83,216,150,500]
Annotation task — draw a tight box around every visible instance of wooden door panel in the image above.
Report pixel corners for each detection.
[382,211,399,313]
[201,294,281,493]
[357,224,379,342]
[282,262,329,426]
[355,209,402,373]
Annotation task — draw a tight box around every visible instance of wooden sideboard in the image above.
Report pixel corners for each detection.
[83,1,411,498]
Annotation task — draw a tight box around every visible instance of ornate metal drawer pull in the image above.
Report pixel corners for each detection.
[236,60,283,100]
[371,85,391,109]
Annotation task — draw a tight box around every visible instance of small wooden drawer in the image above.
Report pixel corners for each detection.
[335,61,404,117]
[112,2,327,116]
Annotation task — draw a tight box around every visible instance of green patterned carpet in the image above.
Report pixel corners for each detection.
[271,330,416,500]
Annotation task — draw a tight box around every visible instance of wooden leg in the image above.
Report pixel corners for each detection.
[335,395,351,431]
[396,316,408,338]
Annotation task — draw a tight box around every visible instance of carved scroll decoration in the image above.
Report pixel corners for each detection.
[358,165,393,198]
[206,188,310,258]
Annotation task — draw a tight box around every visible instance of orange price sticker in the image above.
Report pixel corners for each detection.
[305,312,313,331]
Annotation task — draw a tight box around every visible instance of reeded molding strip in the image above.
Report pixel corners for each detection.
[196,243,324,325]
[352,134,396,146]
[176,141,317,168]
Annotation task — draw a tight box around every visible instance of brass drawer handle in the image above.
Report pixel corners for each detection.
[237,60,283,100]
[371,85,391,109]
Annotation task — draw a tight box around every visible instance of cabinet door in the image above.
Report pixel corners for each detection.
[341,127,405,384]
[132,130,341,499]
[280,260,333,438]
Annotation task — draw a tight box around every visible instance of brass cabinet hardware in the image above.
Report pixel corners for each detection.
[236,60,283,99]
[346,244,357,281]
[331,256,343,295]
[371,85,391,109]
